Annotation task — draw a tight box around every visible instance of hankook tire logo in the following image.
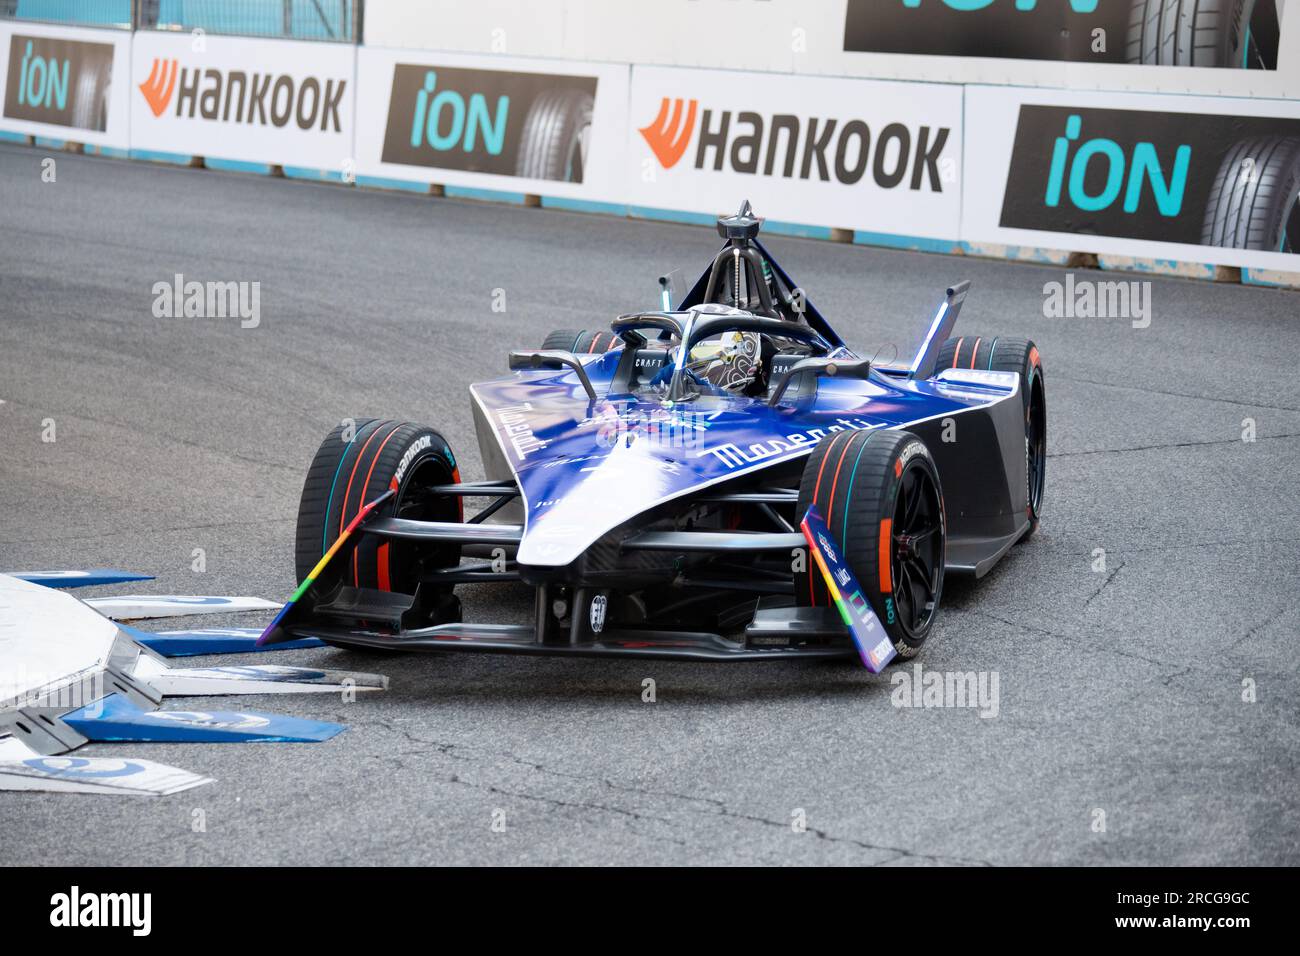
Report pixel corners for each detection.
[136,56,347,130]
[637,95,951,191]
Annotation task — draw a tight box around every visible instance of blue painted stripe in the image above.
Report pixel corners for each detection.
[129,148,195,165]
[540,196,628,216]
[444,185,529,204]
[64,693,344,743]
[7,569,153,588]
[283,166,347,183]
[354,175,434,193]
[627,205,717,227]
[203,157,273,175]
[855,230,961,255]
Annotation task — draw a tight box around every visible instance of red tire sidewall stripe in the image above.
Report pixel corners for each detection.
[336,421,384,540]
[807,432,847,606]
[354,422,405,587]
[878,517,893,594]
[336,421,389,584]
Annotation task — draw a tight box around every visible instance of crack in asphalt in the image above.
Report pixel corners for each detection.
[1050,432,1300,459]
[0,516,296,546]
[1055,375,1300,415]
[963,608,1185,675]
[1227,606,1290,655]
[1082,561,1125,612]
[336,715,990,866]
[0,396,306,475]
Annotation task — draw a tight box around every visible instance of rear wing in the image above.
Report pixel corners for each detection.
[909,280,971,380]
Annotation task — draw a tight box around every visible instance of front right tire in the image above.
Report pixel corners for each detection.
[795,428,945,659]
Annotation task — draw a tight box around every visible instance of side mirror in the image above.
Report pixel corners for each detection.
[768,357,871,407]
[508,350,598,401]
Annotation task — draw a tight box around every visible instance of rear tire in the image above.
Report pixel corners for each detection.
[795,429,945,658]
[936,335,1046,536]
[295,419,463,599]
[540,328,622,353]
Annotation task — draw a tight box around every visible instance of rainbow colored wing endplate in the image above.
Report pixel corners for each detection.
[800,505,897,673]
[257,489,395,647]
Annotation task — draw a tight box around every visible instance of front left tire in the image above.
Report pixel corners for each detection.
[295,419,462,598]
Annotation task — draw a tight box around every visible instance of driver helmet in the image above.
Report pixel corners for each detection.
[683,304,764,394]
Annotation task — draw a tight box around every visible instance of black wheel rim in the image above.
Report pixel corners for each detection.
[1027,372,1046,517]
[388,455,458,592]
[890,462,944,638]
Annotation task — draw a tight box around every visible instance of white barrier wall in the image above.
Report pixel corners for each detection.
[129,32,356,170]
[353,47,628,201]
[0,21,131,149]
[2,11,1299,278]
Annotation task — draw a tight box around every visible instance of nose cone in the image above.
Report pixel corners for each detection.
[515,432,700,566]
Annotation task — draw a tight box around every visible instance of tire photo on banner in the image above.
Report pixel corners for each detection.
[1203,136,1300,252]
[1126,0,1283,69]
[515,87,593,182]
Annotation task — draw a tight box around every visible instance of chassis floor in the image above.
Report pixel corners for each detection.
[1,142,1297,866]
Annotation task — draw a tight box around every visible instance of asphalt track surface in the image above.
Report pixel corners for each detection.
[2,141,1298,866]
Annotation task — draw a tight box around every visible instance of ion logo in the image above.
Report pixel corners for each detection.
[1045,113,1189,217]
[13,40,68,111]
[408,69,508,155]
[138,57,178,117]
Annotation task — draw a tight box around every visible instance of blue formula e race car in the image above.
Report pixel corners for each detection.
[261,202,1045,669]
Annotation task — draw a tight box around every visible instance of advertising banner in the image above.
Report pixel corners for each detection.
[0,21,130,148]
[354,48,628,200]
[129,31,356,171]
[625,65,964,241]
[362,1,1300,99]
[843,0,1282,69]
[963,84,1300,271]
